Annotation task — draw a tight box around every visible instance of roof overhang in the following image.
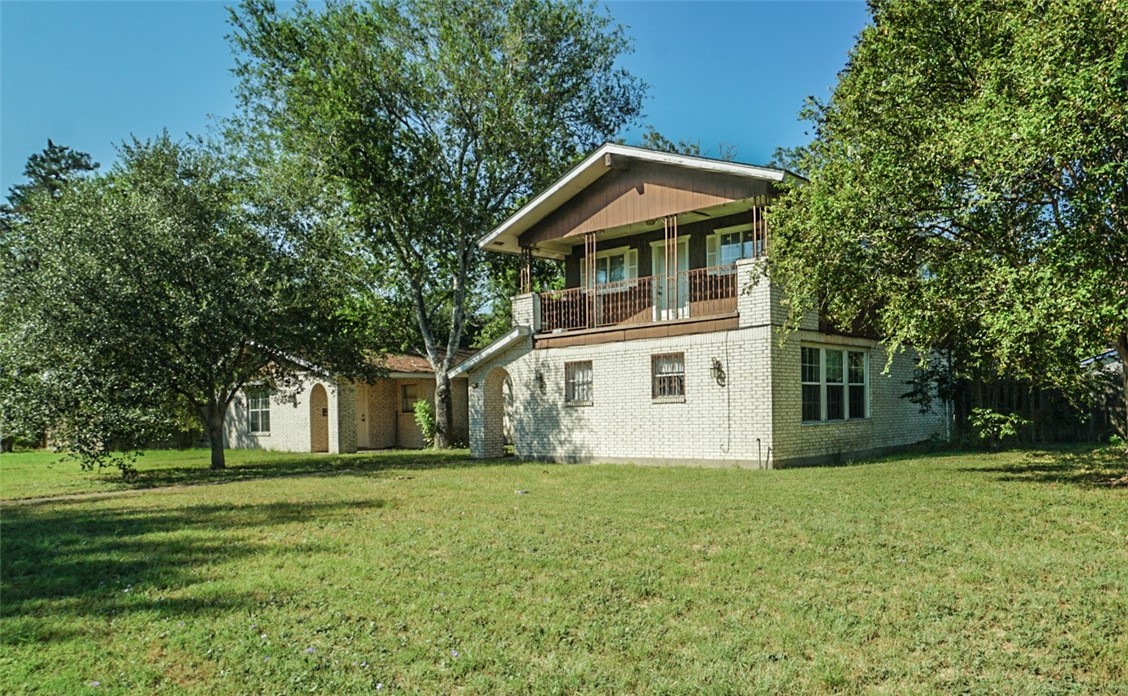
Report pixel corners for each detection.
[479,143,793,259]
[385,371,468,380]
[447,326,530,379]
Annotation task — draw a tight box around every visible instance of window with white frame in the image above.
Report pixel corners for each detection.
[801,346,868,423]
[801,347,822,422]
[707,223,764,268]
[579,246,638,288]
[652,352,685,400]
[564,361,593,404]
[248,388,271,433]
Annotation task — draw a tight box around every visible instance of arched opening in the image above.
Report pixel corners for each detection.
[310,383,329,453]
[481,366,511,458]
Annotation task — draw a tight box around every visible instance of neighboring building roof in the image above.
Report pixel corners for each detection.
[478,142,795,259]
[1080,348,1121,367]
[381,350,477,378]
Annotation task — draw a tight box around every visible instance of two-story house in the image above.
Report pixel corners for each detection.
[451,144,944,468]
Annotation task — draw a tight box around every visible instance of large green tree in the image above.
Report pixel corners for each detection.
[769,0,1128,420]
[0,135,375,469]
[3,139,100,213]
[1,141,102,452]
[229,0,645,446]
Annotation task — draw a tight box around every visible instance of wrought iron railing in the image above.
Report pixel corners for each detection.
[538,264,738,334]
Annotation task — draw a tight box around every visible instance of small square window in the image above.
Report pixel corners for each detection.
[565,361,593,404]
[652,353,685,401]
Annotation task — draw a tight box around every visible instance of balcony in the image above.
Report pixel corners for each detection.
[538,264,739,334]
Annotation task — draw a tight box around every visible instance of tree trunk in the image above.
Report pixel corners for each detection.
[433,372,454,449]
[199,403,227,469]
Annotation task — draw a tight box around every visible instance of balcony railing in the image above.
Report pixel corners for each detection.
[539,264,738,334]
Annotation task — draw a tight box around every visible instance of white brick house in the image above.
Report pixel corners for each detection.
[453,144,944,468]
[225,354,471,453]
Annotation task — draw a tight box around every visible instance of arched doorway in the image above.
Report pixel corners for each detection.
[310,383,329,453]
[479,366,511,458]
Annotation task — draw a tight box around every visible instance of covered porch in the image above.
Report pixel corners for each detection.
[480,144,790,336]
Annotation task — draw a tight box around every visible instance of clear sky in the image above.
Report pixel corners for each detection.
[1,0,869,191]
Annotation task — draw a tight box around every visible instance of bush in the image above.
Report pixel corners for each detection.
[970,408,1030,448]
[413,399,436,448]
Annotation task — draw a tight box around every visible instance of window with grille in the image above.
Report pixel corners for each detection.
[651,352,685,401]
[564,361,593,404]
[248,389,271,433]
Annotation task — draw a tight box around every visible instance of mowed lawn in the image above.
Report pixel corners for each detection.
[1,447,1125,694]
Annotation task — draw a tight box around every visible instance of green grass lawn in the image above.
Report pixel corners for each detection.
[1,446,1125,693]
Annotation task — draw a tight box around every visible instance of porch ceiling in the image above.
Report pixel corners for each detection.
[540,198,766,251]
[480,143,790,260]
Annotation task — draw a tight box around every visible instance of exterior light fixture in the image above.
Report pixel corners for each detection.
[533,369,546,394]
[711,358,727,387]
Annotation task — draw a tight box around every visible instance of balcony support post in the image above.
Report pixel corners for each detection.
[519,246,532,294]
[663,214,679,315]
[584,232,597,329]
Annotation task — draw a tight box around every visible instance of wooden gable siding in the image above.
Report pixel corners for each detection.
[519,161,768,246]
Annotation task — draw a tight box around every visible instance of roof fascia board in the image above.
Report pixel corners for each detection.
[446,326,529,379]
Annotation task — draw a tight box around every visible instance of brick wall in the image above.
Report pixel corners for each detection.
[367,379,397,448]
[511,293,540,330]
[465,261,944,467]
[334,380,357,454]
[770,334,944,466]
[225,376,340,453]
[224,374,441,454]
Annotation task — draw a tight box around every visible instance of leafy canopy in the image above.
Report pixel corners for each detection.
[0,135,376,469]
[228,0,645,445]
[4,139,100,212]
[769,0,1128,388]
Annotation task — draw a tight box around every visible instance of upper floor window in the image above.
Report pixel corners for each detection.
[801,346,868,423]
[248,388,271,433]
[565,361,593,404]
[707,223,765,267]
[580,246,638,288]
[652,352,686,401]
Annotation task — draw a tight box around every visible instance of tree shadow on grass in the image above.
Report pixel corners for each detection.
[0,497,382,645]
[70,449,521,497]
[958,447,1128,489]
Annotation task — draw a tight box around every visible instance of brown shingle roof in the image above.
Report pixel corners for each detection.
[378,350,477,374]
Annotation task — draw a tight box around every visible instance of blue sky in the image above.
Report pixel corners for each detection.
[1,1,869,190]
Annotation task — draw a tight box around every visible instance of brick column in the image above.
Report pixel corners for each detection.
[510,293,541,332]
[334,380,357,454]
[736,259,815,330]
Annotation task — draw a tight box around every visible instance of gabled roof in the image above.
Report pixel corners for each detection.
[479,143,793,258]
